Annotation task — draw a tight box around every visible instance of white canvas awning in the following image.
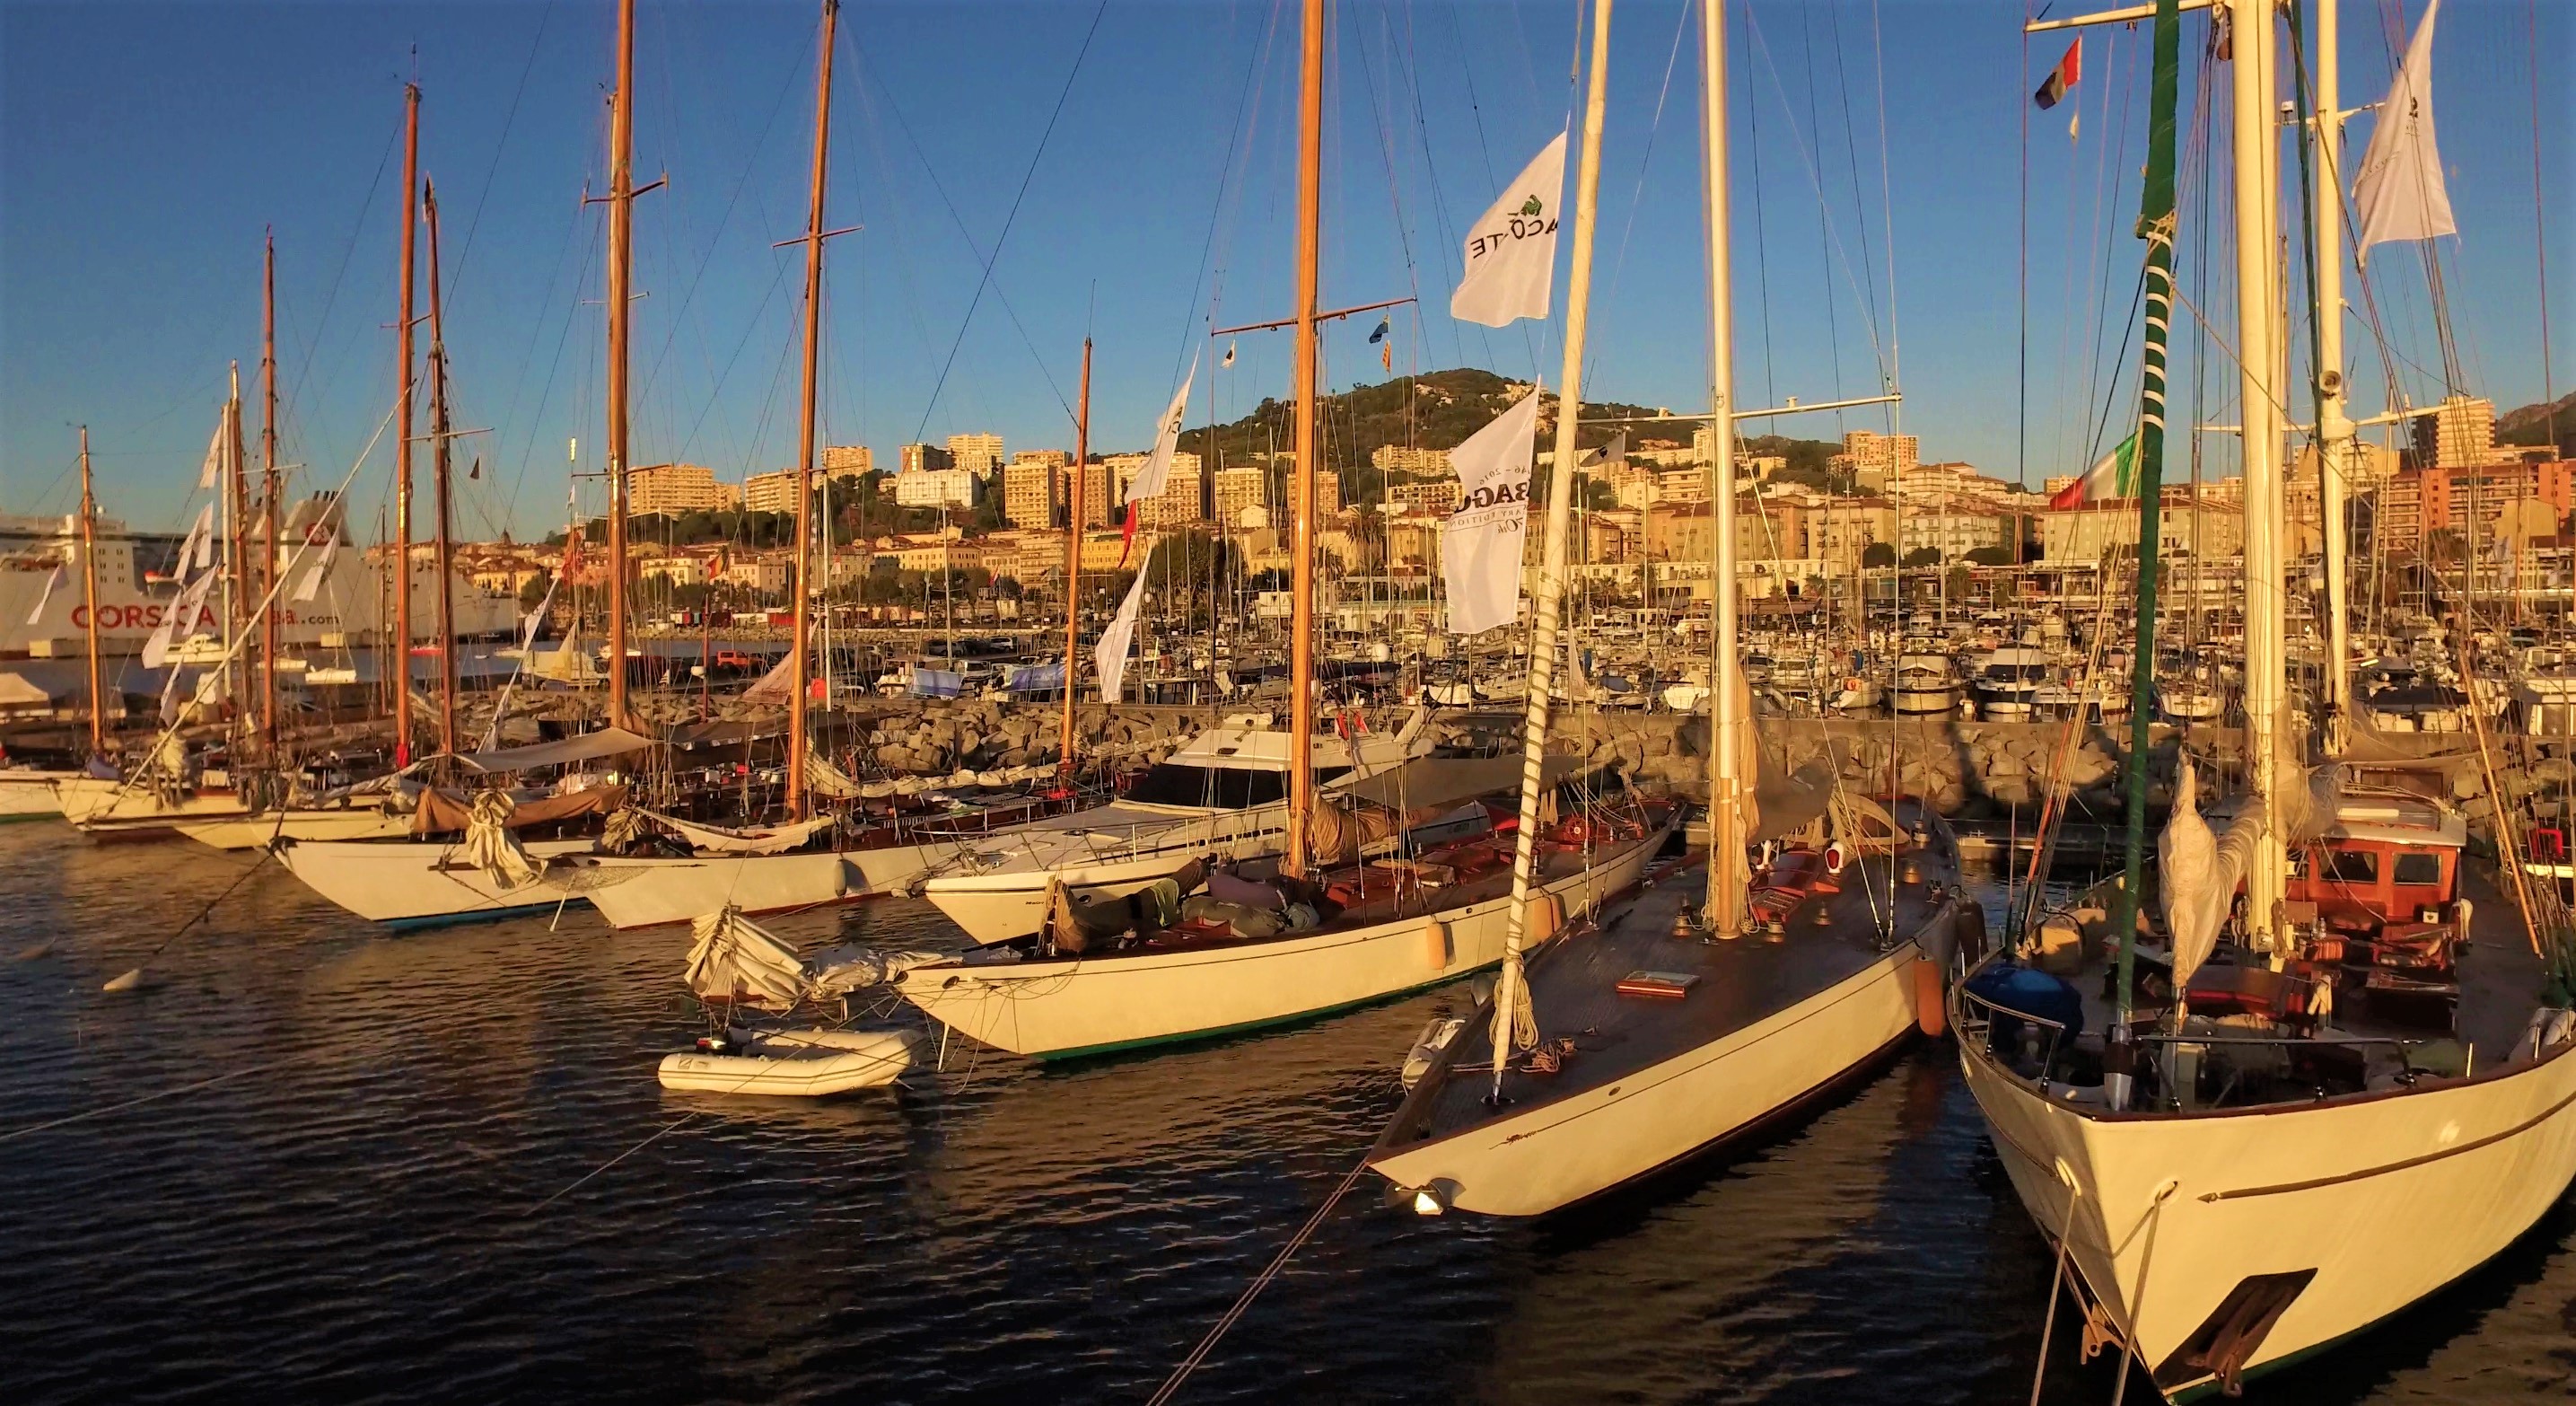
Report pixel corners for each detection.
[453,726,656,774]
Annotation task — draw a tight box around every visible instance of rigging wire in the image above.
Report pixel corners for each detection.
[910,0,1110,442]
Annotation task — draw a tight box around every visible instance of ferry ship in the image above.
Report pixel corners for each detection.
[0,494,516,660]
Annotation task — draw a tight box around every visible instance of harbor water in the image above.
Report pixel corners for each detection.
[3,825,2570,1404]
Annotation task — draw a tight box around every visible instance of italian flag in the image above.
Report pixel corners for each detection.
[2050,433,2138,509]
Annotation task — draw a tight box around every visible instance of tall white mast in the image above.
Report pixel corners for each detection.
[1701,0,1746,934]
[1488,0,1614,1086]
[2231,0,2288,946]
[2311,0,2354,752]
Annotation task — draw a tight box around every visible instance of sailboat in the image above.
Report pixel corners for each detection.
[1952,2,2576,1399]
[891,0,1672,1059]
[1365,0,1978,1218]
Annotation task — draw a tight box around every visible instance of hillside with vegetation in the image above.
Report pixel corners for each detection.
[2499,390,2576,455]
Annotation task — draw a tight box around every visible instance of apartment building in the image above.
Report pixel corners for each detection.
[1107,451,1204,528]
[893,468,982,509]
[1002,458,1063,529]
[628,462,740,514]
[821,444,872,478]
[946,432,1005,476]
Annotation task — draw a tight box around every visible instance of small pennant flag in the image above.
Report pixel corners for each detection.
[2034,39,2081,110]
[1382,339,1393,373]
[469,455,481,481]
[2049,432,2139,509]
[1368,317,1389,344]
[198,413,226,488]
[1221,341,1236,368]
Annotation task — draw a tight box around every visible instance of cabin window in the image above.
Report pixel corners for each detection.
[2326,850,2379,883]
[2393,851,2444,886]
[1123,764,1287,809]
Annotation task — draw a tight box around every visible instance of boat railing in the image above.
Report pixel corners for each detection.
[1950,982,2072,1080]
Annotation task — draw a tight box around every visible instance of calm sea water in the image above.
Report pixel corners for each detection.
[2,825,2570,1405]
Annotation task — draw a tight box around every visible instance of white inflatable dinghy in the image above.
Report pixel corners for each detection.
[656,1025,928,1096]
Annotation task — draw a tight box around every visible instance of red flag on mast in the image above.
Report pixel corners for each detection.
[2033,39,2081,110]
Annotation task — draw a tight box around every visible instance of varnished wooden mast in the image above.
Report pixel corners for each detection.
[1281,0,1324,878]
[1059,336,1091,778]
[78,427,104,758]
[261,228,280,750]
[604,0,637,733]
[423,180,460,757]
[784,0,840,820]
[393,83,421,766]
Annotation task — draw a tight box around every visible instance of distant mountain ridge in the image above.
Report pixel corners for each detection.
[2498,390,2576,453]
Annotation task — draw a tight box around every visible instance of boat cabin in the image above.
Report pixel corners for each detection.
[2285,794,2465,931]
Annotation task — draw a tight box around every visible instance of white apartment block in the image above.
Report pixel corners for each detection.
[2414,394,2498,469]
[628,462,740,514]
[894,468,982,509]
[821,444,872,478]
[1002,458,1062,529]
[1214,465,1267,527]
[1106,451,1204,528]
[947,432,1005,476]
[1371,444,1452,475]
[742,470,800,516]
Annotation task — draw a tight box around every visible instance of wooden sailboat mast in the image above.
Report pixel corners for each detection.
[393,83,421,767]
[1281,0,1324,878]
[1701,0,1745,935]
[261,230,280,751]
[423,180,460,758]
[226,363,246,720]
[603,0,639,733]
[1060,336,1091,778]
[78,426,104,758]
[784,0,842,822]
[2310,0,2354,751]
[1489,0,1614,1082]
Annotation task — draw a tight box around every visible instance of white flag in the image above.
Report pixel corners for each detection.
[25,563,62,626]
[197,411,227,489]
[1094,567,1150,702]
[293,533,337,602]
[141,567,216,670]
[1450,132,1566,328]
[1440,385,1543,635]
[2353,0,2455,255]
[1125,356,1197,508]
[176,503,215,576]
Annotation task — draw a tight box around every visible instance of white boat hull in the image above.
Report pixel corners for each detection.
[56,776,246,831]
[656,1027,925,1095]
[173,808,415,849]
[1371,940,1925,1217]
[922,811,1292,945]
[276,837,593,925]
[899,830,1663,1059]
[577,851,859,930]
[0,770,74,820]
[1958,1028,2576,1400]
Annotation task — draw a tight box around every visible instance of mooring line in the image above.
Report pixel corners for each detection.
[0,1060,284,1144]
[1144,1152,1373,1406]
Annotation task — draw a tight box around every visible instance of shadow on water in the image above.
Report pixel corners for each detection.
[1,827,2572,1405]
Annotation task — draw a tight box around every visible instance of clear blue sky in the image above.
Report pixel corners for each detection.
[4,0,2567,540]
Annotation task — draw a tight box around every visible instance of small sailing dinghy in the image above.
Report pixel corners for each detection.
[656,906,938,1096]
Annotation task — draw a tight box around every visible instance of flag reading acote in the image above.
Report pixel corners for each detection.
[1441,384,1544,635]
[1450,134,1566,329]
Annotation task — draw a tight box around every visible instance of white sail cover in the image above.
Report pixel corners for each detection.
[2159,736,2341,994]
[1095,567,1150,701]
[740,650,798,704]
[683,907,810,1007]
[1124,356,1197,510]
[2353,0,2455,253]
[1450,132,1567,328]
[1440,385,1543,635]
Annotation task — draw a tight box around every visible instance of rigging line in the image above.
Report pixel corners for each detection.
[1599,0,1693,331]
[486,193,591,531]
[631,19,806,412]
[2084,263,2151,466]
[1870,0,1901,417]
[445,0,556,300]
[672,252,795,466]
[501,227,600,502]
[1143,1151,1374,1406]
[1747,1,1775,408]
[842,22,1082,425]
[280,122,400,450]
[1171,0,1287,386]
[1739,4,1889,384]
[910,0,1109,442]
[1798,6,1845,415]
[1442,0,1538,377]
[2018,0,2030,486]
[2076,33,2142,470]
[0,1059,289,1146]
[1823,5,1881,357]
[2533,0,2558,454]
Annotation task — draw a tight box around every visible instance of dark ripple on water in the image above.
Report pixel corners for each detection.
[2,829,2572,1405]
